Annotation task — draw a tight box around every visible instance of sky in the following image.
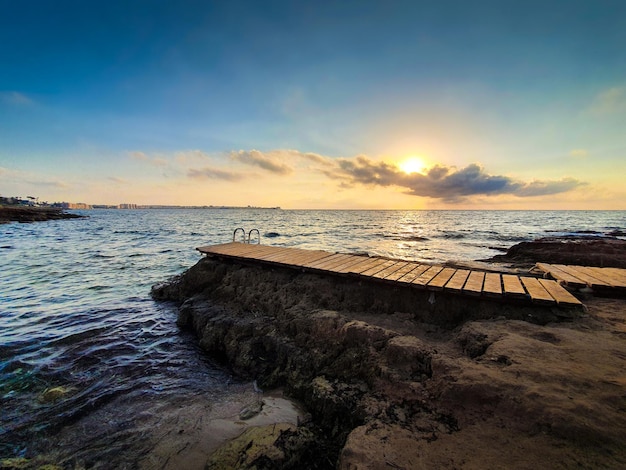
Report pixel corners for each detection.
[1,0,625,209]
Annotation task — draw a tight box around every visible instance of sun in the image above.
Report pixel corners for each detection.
[398,156,426,174]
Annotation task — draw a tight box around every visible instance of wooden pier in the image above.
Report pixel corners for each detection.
[535,263,626,294]
[197,243,584,308]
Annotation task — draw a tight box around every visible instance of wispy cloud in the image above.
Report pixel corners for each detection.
[323,156,586,202]
[108,176,129,184]
[175,150,212,165]
[569,149,588,158]
[0,166,69,189]
[128,151,168,167]
[0,91,34,106]
[230,149,293,175]
[590,86,626,115]
[188,167,244,182]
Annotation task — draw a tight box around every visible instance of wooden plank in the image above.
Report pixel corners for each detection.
[571,266,616,288]
[396,264,430,284]
[503,274,527,298]
[306,253,346,271]
[444,269,470,293]
[482,273,502,297]
[372,261,411,280]
[319,255,360,271]
[586,267,626,288]
[347,258,389,275]
[520,277,554,304]
[361,259,398,277]
[338,257,379,274]
[463,271,485,296]
[535,263,587,288]
[561,265,609,288]
[303,253,344,269]
[255,247,301,262]
[287,251,335,267]
[552,264,598,287]
[199,242,263,257]
[538,279,582,306]
[412,266,443,287]
[384,262,420,282]
[603,267,626,283]
[227,244,275,258]
[331,255,370,273]
[427,267,456,290]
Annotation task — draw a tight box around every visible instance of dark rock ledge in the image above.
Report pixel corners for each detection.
[0,206,85,224]
[151,256,626,469]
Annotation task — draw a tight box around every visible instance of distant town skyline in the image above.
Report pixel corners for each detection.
[1,1,625,209]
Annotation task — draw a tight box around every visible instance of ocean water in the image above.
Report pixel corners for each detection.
[1,209,624,465]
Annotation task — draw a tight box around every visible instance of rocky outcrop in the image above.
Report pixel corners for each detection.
[0,206,84,224]
[152,256,626,469]
[489,236,626,268]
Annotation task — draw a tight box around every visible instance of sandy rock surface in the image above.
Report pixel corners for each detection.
[152,257,626,469]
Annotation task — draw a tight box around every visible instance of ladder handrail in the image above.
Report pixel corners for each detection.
[233,227,261,244]
[233,227,246,243]
[248,229,260,244]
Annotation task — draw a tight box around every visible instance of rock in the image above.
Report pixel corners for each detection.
[38,386,69,404]
[152,257,626,469]
[488,236,626,268]
[0,458,30,469]
[239,400,264,420]
[0,206,84,224]
[205,423,320,470]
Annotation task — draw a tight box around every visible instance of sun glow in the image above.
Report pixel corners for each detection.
[399,156,426,174]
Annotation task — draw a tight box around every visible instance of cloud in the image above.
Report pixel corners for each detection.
[129,151,149,161]
[128,151,168,167]
[515,178,585,197]
[0,166,68,189]
[324,156,585,202]
[175,150,212,165]
[590,86,626,114]
[0,91,34,106]
[230,149,293,175]
[569,149,588,158]
[188,167,244,182]
[108,176,129,184]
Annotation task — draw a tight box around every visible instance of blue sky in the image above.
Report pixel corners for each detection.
[1,0,625,208]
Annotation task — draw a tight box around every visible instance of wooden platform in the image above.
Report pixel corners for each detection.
[535,263,626,294]
[197,243,583,308]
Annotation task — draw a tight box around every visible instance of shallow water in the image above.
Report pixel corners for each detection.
[0,209,624,465]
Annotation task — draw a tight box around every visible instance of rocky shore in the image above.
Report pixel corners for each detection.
[152,255,626,469]
[0,206,84,224]
[488,235,626,268]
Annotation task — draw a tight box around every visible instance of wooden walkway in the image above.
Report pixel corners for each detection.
[197,243,582,308]
[535,263,626,294]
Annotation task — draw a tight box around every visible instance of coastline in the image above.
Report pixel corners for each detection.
[0,206,84,224]
[151,250,626,469]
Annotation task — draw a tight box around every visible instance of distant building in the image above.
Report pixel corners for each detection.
[118,203,138,209]
[66,202,92,209]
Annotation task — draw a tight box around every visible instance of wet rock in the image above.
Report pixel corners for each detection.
[0,206,84,224]
[38,386,69,404]
[239,400,264,420]
[0,458,30,469]
[489,236,626,268]
[205,423,318,469]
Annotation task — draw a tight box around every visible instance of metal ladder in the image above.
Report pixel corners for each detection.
[233,227,260,244]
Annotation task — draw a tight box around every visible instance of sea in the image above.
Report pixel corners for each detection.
[1,209,624,467]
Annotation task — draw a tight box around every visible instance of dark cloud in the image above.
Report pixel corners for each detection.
[230,150,293,175]
[326,156,585,202]
[187,167,244,182]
